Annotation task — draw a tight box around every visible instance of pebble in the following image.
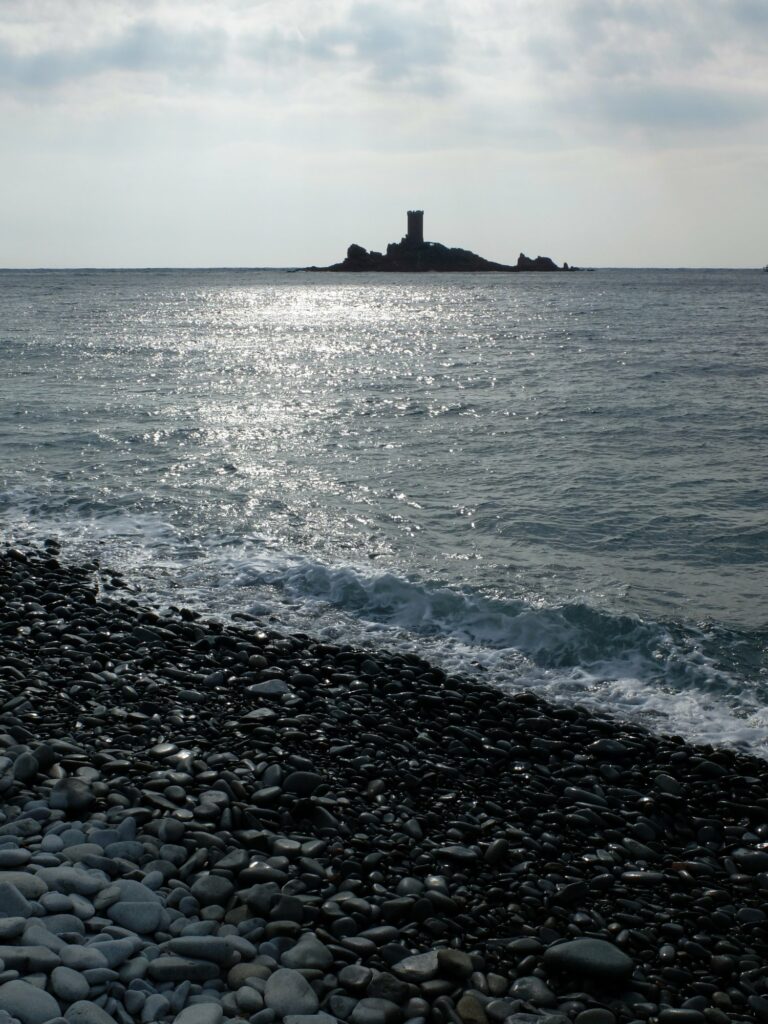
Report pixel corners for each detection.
[50,966,90,1002]
[574,1012,615,1024]
[0,874,45,900]
[281,936,334,970]
[0,979,61,1024]
[2,544,768,1024]
[64,1001,120,1024]
[350,997,402,1024]
[264,969,319,1016]
[0,886,34,922]
[511,976,557,1007]
[172,1007,224,1024]
[543,939,634,985]
[190,875,234,907]
[392,952,438,983]
[49,779,94,814]
[107,901,165,933]
[148,957,220,983]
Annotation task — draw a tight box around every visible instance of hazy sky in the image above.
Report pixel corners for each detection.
[2,0,767,267]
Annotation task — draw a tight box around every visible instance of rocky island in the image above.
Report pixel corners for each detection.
[306,211,577,273]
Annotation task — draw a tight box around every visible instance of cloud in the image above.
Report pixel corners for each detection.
[0,0,766,148]
[510,0,768,140]
[0,2,455,98]
[579,82,767,132]
[0,18,227,91]
[240,1,456,96]
[524,0,768,81]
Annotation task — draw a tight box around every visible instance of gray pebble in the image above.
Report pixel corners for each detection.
[264,968,320,1016]
[0,874,46,900]
[49,779,94,813]
[107,900,165,933]
[281,936,334,970]
[190,875,235,907]
[64,1001,120,1024]
[51,966,90,1003]
[391,952,438,983]
[283,1016,339,1024]
[172,1007,224,1024]
[147,956,220,983]
[349,998,402,1024]
[510,977,557,1008]
[543,938,634,985]
[0,979,62,1024]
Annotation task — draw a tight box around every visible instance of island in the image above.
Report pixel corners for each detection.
[305,210,579,272]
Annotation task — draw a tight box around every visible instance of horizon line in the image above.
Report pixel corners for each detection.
[0,265,764,272]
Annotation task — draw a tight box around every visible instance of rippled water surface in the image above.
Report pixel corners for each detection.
[1,268,767,749]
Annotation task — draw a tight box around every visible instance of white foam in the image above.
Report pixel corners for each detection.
[3,502,767,756]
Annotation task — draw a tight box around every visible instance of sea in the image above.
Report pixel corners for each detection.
[1,268,766,753]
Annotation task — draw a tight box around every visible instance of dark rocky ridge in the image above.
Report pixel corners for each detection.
[305,211,577,273]
[0,542,767,1024]
[309,245,567,274]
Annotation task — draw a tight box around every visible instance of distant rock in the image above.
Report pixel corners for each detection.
[305,210,578,273]
[516,252,561,272]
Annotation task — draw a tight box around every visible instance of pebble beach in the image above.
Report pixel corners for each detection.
[1,542,767,1024]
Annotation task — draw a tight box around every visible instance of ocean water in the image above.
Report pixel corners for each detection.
[1,268,767,751]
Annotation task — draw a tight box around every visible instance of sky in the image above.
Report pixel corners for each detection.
[1,0,767,267]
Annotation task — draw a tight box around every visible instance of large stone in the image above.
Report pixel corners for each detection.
[13,752,40,782]
[392,951,439,983]
[282,772,324,796]
[190,874,235,907]
[99,879,160,905]
[338,965,373,994]
[732,848,768,874]
[0,917,25,939]
[437,949,474,980]
[264,968,320,1016]
[51,965,90,1002]
[0,849,31,869]
[36,866,105,897]
[456,994,488,1024]
[510,976,557,1007]
[349,998,402,1024]
[0,979,61,1024]
[168,937,240,966]
[49,778,94,813]
[65,1001,120,1024]
[60,945,108,971]
[0,945,61,972]
[368,974,409,1005]
[172,1007,224,1024]
[281,936,334,970]
[246,680,291,697]
[147,956,220,983]
[107,900,165,933]
[0,873,46,900]
[543,939,633,985]
[91,937,141,968]
[24,920,66,952]
[283,1016,339,1024]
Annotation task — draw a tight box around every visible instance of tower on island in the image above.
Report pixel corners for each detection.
[405,209,424,247]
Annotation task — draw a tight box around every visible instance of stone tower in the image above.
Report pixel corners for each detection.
[406,210,424,247]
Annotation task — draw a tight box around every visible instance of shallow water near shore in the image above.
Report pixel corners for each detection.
[1,268,766,751]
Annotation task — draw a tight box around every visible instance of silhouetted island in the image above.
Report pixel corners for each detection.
[306,210,579,272]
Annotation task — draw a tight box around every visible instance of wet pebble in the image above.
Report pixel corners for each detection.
[2,545,768,1024]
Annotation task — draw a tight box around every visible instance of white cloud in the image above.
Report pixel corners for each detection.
[2,1,766,141]
[0,1,767,265]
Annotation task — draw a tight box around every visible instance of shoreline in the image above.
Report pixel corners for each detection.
[0,542,767,1024]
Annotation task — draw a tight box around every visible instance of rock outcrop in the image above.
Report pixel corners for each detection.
[305,211,579,273]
